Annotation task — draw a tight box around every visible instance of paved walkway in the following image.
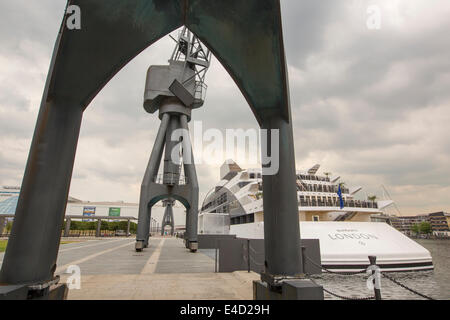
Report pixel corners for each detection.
[0,237,259,299]
[61,271,257,300]
[54,237,216,275]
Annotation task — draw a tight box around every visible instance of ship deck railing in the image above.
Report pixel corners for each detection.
[299,200,378,209]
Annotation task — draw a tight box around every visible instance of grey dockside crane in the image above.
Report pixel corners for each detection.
[135,28,211,253]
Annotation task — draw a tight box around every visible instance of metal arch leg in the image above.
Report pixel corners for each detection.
[161,199,175,236]
[185,206,198,252]
[136,196,151,251]
[180,115,199,252]
[161,204,167,236]
[136,114,170,251]
[260,114,302,278]
[0,101,83,286]
[143,207,152,248]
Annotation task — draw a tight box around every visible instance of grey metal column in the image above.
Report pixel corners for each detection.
[96,219,101,238]
[0,101,83,285]
[64,218,71,237]
[163,115,181,185]
[142,207,151,247]
[261,114,302,277]
[126,219,131,236]
[136,113,170,248]
[180,115,199,248]
[161,200,175,236]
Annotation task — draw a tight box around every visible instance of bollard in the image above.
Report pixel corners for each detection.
[247,239,251,273]
[214,240,218,273]
[368,256,382,300]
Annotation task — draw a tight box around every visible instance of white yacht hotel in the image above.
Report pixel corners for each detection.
[199,160,433,272]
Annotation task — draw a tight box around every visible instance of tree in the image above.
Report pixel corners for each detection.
[411,224,420,234]
[129,222,137,234]
[5,221,13,233]
[367,195,377,202]
[419,222,432,234]
[101,221,109,230]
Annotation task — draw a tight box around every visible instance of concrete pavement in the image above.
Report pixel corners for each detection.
[0,237,259,299]
[54,237,258,299]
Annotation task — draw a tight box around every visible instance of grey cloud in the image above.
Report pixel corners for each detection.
[0,0,449,214]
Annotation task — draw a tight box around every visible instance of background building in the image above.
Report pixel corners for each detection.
[65,197,187,232]
[0,186,20,234]
[0,186,188,234]
[391,212,450,236]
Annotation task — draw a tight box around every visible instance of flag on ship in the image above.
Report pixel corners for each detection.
[337,184,344,209]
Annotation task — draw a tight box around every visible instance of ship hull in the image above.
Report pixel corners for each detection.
[230,221,433,272]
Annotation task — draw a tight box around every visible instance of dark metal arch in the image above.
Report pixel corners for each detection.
[0,0,302,288]
[48,0,290,121]
[49,0,184,108]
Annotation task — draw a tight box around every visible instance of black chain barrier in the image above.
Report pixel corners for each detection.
[304,255,367,275]
[304,254,436,300]
[381,273,435,300]
[308,278,375,300]
[243,248,435,300]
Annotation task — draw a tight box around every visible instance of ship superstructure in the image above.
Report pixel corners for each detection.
[200,160,394,227]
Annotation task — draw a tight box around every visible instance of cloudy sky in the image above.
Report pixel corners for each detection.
[0,0,449,216]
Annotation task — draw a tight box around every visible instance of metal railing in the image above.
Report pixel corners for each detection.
[154,173,187,185]
[299,200,378,209]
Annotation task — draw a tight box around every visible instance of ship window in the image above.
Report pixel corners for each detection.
[250,173,255,179]
[238,181,250,188]
[313,215,320,222]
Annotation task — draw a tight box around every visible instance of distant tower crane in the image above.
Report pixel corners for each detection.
[135,27,211,252]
